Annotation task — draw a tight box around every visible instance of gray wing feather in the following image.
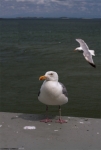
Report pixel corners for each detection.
[83,53,94,63]
[76,39,89,52]
[59,82,68,98]
[83,53,96,67]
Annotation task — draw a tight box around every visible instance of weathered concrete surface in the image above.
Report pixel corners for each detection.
[0,112,101,150]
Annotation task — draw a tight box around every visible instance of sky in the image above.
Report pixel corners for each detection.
[0,0,101,18]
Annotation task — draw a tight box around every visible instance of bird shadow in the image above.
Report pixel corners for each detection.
[11,113,55,121]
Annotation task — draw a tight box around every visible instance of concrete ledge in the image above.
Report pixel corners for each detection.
[0,112,101,150]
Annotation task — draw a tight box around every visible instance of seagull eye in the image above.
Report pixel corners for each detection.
[50,73,53,76]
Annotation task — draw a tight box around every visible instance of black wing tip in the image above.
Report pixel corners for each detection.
[38,91,40,96]
[88,62,96,68]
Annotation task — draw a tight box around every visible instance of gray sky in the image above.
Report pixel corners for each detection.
[0,0,101,18]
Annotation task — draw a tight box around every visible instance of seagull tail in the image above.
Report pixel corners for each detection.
[88,50,95,56]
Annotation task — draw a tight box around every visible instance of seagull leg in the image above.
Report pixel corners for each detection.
[56,105,67,123]
[40,105,52,123]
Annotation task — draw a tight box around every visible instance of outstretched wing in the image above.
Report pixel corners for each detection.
[76,39,89,52]
[83,53,96,68]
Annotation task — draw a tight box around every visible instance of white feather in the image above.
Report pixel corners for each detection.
[88,50,95,56]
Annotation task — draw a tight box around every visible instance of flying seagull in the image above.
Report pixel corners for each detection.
[75,39,96,68]
[38,71,68,123]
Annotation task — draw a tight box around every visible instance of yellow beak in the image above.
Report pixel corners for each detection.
[39,75,47,80]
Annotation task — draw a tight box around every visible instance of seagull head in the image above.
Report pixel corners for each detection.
[74,47,83,51]
[39,71,59,81]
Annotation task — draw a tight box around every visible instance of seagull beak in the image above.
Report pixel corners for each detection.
[39,75,47,80]
[74,49,76,51]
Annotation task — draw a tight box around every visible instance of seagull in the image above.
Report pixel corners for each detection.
[75,39,96,68]
[38,71,68,123]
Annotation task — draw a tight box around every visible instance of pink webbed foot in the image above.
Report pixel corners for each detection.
[56,119,67,124]
[40,118,52,123]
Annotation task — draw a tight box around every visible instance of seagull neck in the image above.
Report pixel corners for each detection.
[47,80,58,82]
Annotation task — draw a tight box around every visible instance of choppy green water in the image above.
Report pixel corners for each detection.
[0,19,101,118]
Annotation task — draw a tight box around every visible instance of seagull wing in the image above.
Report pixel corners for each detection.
[76,39,89,52]
[83,53,96,68]
[59,82,68,98]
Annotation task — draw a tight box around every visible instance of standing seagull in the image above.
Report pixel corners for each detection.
[38,71,68,123]
[75,39,96,68]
